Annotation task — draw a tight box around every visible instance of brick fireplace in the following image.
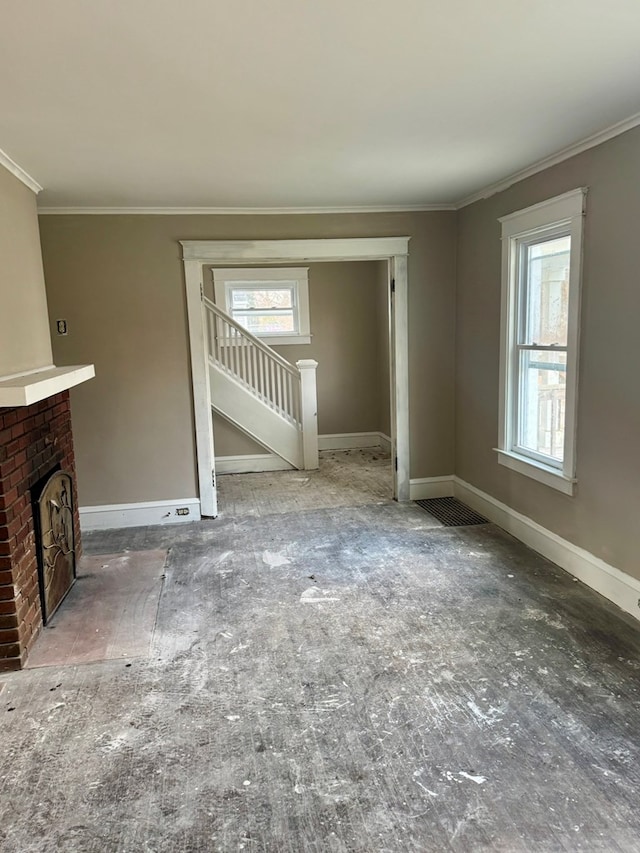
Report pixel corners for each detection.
[0,391,81,670]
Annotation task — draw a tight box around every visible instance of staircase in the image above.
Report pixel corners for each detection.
[204,297,318,470]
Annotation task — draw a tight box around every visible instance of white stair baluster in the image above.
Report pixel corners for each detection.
[258,348,265,401]
[283,370,290,422]
[276,364,283,416]
[240,334,247,387]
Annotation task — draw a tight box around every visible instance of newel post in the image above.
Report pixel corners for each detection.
[296,359,319,470]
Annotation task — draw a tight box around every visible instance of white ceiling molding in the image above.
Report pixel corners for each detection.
[456,110,640,209]
[0,147,42,195]
[37,204,456,215]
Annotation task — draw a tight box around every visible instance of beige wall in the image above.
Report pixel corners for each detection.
[212,414,263,457]
[211,260,390,457]
[456,125,640,580]
[40,212,456,506]
[0,164,52,376]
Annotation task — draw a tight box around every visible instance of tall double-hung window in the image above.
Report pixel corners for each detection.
[497,189,587,495]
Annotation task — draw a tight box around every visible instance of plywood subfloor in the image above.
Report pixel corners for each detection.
[26,550,167,668]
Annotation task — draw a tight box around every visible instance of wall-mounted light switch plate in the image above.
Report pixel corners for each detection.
[56,319,68,336]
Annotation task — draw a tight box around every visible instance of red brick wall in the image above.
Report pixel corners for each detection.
[0,392,81,670]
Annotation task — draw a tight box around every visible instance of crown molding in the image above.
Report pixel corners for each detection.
[36,203,456,215]
[0,147,42,194]
[456,110,640,209]
[32,109,640,214]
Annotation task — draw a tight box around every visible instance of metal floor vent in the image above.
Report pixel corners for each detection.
[415,497,488,527]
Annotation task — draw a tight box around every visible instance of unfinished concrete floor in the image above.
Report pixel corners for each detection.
[2,450,640,851]
[216,449,394,517]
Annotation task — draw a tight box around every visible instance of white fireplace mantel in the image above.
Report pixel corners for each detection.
[0,364,95,407]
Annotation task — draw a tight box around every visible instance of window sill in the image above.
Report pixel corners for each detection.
[219,334,311,347]
[259,335,311,346]
[495,449,576,496]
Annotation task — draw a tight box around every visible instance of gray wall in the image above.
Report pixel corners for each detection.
[0,163,52,376]
[40,212,456,506]
[456,125,640,580]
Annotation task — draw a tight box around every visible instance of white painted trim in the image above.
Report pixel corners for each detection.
[297,359,319,470]
[182,238,411,504]
[453,478,640,622]
[38,204,455,215]
[216,435,392,472]
[318,432,390,451]
[184,260,218,517]
[498,189,585,489]
[0,147,43,194]
[409,476,455,500]
[210,361,303,468]
[181,237,410,263]
[33,109,640,216]
[80,498,201,531]
[378,433,392,452]
[496,450,576,496]
[261,336,312,346]
[213,266,311,345]
[0,364,95,407]
[499,187,587,231]
[457,110,640,209]
[390,254,410,501]
[215,454,293,474]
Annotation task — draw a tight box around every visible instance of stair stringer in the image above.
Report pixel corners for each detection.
[209,361,303,469]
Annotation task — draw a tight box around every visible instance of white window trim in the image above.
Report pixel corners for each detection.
[213,267,311,345]
[496,188,587,496]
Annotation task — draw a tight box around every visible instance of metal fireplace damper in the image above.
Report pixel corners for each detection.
[35,470,76,624]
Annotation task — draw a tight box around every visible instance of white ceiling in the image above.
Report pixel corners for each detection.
[1,0,640,210]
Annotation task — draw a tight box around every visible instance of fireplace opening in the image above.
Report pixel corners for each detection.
[31,466,77,625]
[0,393,82,669]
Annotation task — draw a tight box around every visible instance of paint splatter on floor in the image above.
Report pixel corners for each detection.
[1,454,640,851]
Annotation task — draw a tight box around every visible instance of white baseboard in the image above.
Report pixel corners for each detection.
[319,432,390,451]
[215,434,392,473]
[215,454,293,474]
[409,476,455,500]
[80,498,201,531]
[378,433,392,452]
[453,477,640,622]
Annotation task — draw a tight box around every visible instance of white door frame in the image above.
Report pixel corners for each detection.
[181,237,411,516]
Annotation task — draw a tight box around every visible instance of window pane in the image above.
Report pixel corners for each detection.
[230,286,294,310]
[522,236,570,346]
[518,350,567,462]
[234,311,295,335]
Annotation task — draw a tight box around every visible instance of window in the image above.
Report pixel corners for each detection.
[213,267,310,345]
[497,188,586,495]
